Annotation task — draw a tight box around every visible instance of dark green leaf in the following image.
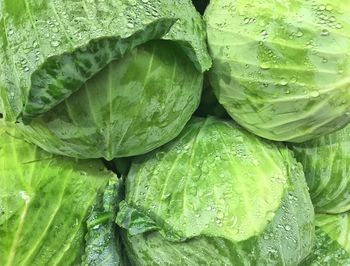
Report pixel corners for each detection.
[83,178,123,266]
[0,0,211,121]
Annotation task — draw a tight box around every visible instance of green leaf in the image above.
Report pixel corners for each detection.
[120,117,289,242]
[0,0,211,121]
[315,213,350,253]
[116,117,314,265]
[205,0,350,142]
[2,1,211,159]
[16,40,203,159]
[116,201,160,236]
[292,123,350,214]
[300,213,350,266]
[83,178,123,266]
[0,121,112,266]
[161,1,212,72]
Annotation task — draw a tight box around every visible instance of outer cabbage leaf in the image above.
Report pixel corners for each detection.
[1,0,210,159]
[83,178,123,266]
[15,40,202,159]
[316,213,350,253]
[292,123,350,214]
[116,117,314,265]
[0,122,112,266]
[205,0,350,142]
[1,0,210,121]
[301,213,350,266]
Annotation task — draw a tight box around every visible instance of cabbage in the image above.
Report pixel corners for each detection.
[0,0,211,159]
[15,40,203,159]
[116,117,314,265]
[292,123,350,214]
[83,179,125,266]
[301,213,350,265]
[205,0,350,142]
[0,122,121,265]
[3,1,347,264]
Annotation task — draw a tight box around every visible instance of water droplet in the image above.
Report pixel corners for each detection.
[285,225,291,231]
[279,79,288,86]
[127,22,134,29]
[321,29,329,36]
[296,31,303,37]
[51,27,59,33]
[8,29,14,35]
[318,5,326,11]
[260,62,270,70]
[329,16,336,22]
[310,90,320,98]
[50,40,61,47]
[326,5,333,11]
[335,23,343,29]
[305,41,313,48]
[261,30,268,37]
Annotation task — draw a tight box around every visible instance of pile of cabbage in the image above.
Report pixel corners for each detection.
[1,0,350,265]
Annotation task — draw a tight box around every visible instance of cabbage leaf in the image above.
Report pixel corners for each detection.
[0,122,113,265]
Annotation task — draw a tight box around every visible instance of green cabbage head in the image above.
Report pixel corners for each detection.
[0,0,211,160]
[205,0,350,142]
[301,213,350,266]
[0,121,120,265]
[292,123,350,214]
[116,117,314,265]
